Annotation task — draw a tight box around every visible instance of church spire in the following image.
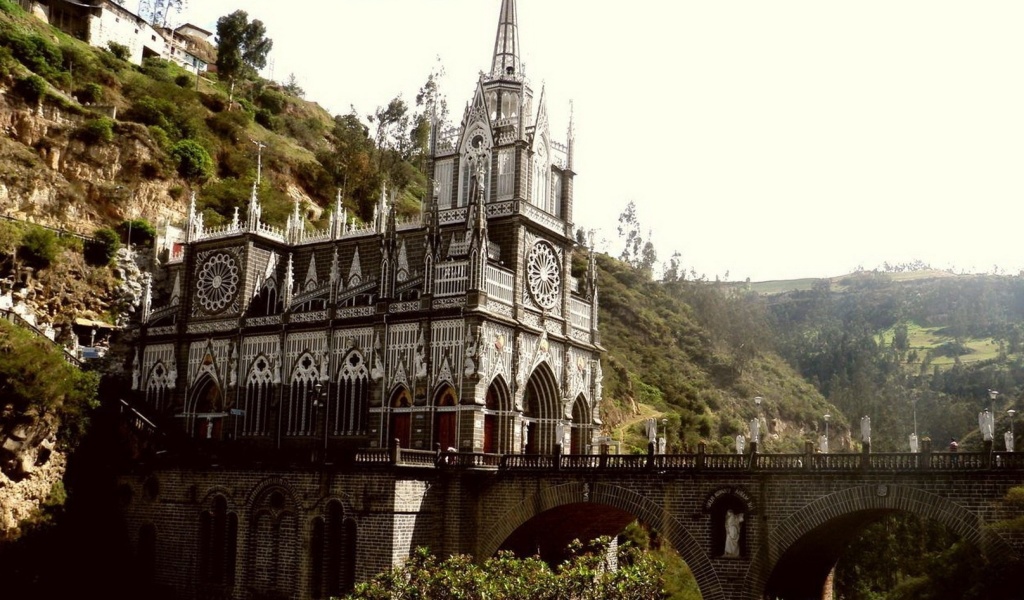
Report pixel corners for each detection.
[491,0,520,80]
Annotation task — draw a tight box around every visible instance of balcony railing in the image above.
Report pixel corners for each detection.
[434,261,468,297]
[485,265,514,304]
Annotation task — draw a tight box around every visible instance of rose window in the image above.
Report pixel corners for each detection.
[196,252,240,314]
[527,241,561,310]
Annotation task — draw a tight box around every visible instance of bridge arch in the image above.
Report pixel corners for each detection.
[744,483,1019,599]
[479,481,727,600]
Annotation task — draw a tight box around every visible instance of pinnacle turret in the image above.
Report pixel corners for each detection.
[491,0,520,80]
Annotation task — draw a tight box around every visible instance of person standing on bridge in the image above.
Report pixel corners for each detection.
[949,437,959,466]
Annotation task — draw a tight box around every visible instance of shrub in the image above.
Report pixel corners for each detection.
[107,41,130,61]
[7,31,62,77]
[14,74,47,104]
[254,108,276,130]
[207,109,251,140]
[257,87,286,115]
[174,73,192,88]
[18,226,59,269]
[77,117,114,143]
[117,218,156,246]
[77,82,103,104]
[83,227,120,266]
[147,125,171,151]
[170,139,213,181]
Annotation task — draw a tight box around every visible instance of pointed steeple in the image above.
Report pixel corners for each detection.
[491,0,520,80]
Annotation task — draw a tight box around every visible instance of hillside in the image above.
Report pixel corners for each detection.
[0,0,427,240]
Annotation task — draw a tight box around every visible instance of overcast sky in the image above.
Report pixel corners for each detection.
[167,1,1024,282]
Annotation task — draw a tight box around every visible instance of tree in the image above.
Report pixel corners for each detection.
[282,72,304,97]
[215,10,273,82]
[140,0,186,28]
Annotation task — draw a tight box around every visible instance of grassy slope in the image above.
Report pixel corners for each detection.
[594,253,841,453]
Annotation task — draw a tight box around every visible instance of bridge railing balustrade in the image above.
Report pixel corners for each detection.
[656,454,699,469]
[395,449,438,467]
[867,453,919,471]
[500,454,558,470]
[702,454,747,470]
[810,453,861,470]
[929,451,986,470]
[354,449,391,464]
[754,454,805,470]
[993,452,1024,469]
[559,454,602,469]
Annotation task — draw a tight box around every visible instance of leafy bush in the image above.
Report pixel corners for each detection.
[6,30,62,77]
[107,41,130,61]
[14,74,47,104]
[254,108,276,130]
[174,73,192,87]
[147,125,171,151]
[348,540,664,600]
[83,227,120,266]
[18,226,59,269]
[0,320,99,447]
[170,139,213,181]
[77,82,104,104]
[77,117,114,143]
[207,109,252,141]
[117,218,156,246]
[257,87,286,115]
[125,95,202,141]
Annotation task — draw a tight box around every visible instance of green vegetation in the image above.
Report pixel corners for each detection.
[170,139,213,181]
[215,10,272,82]
[0,320,99,446]
[346,539,664,600]
[17,226,58,269]
[83,227,120,266]
[77,117,114,143]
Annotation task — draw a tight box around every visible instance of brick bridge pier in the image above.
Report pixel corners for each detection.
[118,444,1024,600]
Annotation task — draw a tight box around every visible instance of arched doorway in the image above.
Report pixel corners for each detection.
[570,394,592,454]
[522,363,560,454]
[388,387,412,448]
[433,385,457,450]
[186,372,223,438]
[484,377,512,454]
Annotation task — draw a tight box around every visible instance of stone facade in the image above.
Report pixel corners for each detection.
[122,1,605,598]
[117,451,1024,600]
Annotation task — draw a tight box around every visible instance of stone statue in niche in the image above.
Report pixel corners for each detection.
[723,509,744,557]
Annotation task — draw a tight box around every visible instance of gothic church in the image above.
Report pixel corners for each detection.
[121,1,604,597]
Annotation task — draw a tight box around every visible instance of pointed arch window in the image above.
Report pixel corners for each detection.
[145,361,173,413]
[434,159,454,209]
[460,154,491,207]
[497,149,514,200]
[532,142,549,211]
[286,353,321,436]
[332,351,368,436]
[199,494,238,588]
[242,356,275,436]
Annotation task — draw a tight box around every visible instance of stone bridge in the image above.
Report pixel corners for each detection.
[118,444,1024,600]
